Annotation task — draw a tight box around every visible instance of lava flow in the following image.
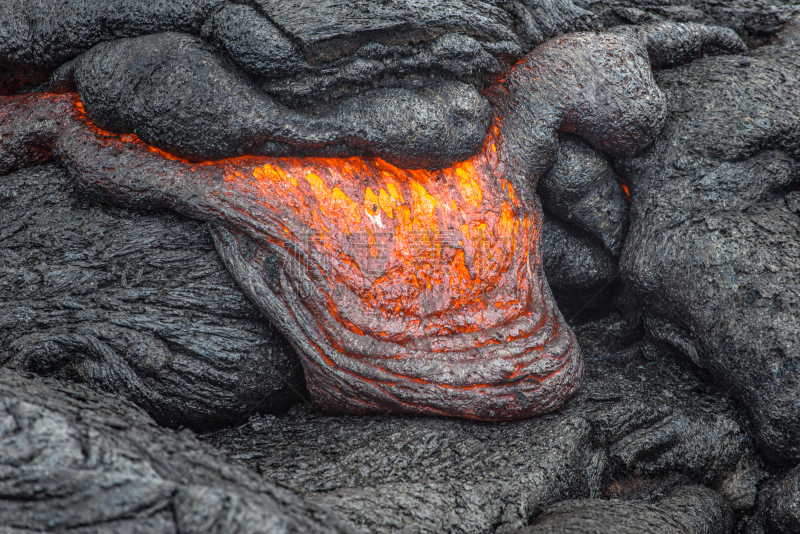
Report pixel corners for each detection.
[1,29,687,419]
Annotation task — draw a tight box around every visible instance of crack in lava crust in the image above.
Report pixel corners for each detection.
[1,25,739,419]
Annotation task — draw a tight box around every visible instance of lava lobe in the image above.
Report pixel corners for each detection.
[0,23,744,419]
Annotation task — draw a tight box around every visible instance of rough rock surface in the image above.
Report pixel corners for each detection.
[540,215,619,317]
[253,0,519,64]
[616,19,800,464]
[758,465,800,534]
[517,485,733,534]
[0,0,594,93]
[1,1,798,531]
[539,134,628,256]
[0,164,304,430]
[581,0,800,46]
[0,367,350,534]
[4,24,744,420]
[73,31,492,167]
[0,0,224,86]
[203,318,752,533]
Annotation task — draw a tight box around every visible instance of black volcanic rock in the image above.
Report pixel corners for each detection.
[581,0,800,46]
[202,321,751,533]
[0,0,595,94]
[761,465,800,534]
[539,134,629,255]
[616,19,800,464]
[540,215,619,316]
[253,0,519,64]
[0,164,304,430]
[201,3,303,81]
[252,0,594,62]
[516,486,733,534]
[0,0,224,86]
[0,368,349,534]
[73,31,492,167]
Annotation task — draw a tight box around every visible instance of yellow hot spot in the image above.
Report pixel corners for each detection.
[455,163,483,208]
[364,187,380,216]
[392,205,413,259]
[305,172,328,201]
[378,188,394,219]
[409,180,438,223]
[264,164,293,185]
[386,182,405,204]
[471,222,488,257]
[331,187,362,229]
[451,249,473,281]
[408,180,441,263]
[305,172,361,234]
[498,202,517,252]
[506,181,520,208]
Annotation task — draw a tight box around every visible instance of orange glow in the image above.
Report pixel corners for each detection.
[213,129,533,341]
[619,176,631,204]
[213,138,534,344]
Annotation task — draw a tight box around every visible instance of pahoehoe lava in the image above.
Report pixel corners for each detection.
[0,22,745,419]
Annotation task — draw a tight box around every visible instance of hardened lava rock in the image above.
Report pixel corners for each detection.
[0,0,223,86]
[0,164,304,430]
[0,0,594,92]
[0,368,350,534]
[539,134,629,256]
[539,215,619,316]
[760,464,800,534]
[71,31,492,167]
[203,320,750,534]
[616,17,800,464]
[583,0,800,46]
[517,486,732,534]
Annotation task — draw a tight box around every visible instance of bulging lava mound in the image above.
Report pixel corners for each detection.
[0,22,745,419]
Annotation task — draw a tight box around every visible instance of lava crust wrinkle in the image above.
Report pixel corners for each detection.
[0,22,745,419]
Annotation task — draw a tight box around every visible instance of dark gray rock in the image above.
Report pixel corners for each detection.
[615,18,800,464]
[579,0,800,46]
[0,0,595,95]
[714,455,770,513]
[202,320,751,533]
[0,367,350,534]
[252,0,592,63]
[517,485,733,534]
[73,32,492,168]
[735,461,800,534]
[540,215,619,317]
[0,164,304,430]
[0,0,224,85]
[202,1,592,107]
[201,3,303,81]
[628,20,747,69]
[257,32,505,107]
[538,134,628,255]
[761,465,800,534]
